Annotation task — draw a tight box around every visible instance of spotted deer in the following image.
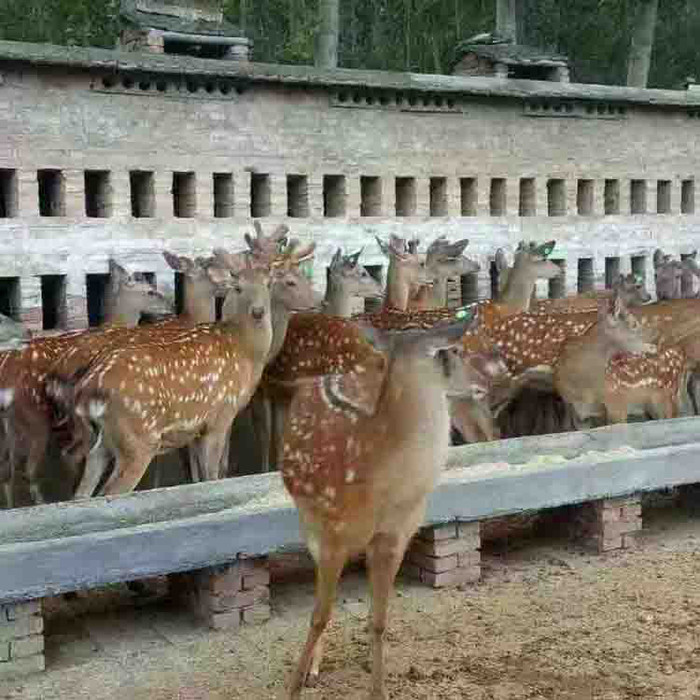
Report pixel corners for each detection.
[406,236,479,310]
[654,248,700,300]
[282,313,477,699]
[0,261,171,508]
[50,259,276,499]
[377,235,435,311]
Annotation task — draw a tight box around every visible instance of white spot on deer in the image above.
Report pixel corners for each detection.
[345,469,356,484]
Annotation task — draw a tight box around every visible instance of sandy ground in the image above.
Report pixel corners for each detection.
[4,497,700,700]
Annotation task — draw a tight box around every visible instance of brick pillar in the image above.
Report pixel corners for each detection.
[402,521,480,588]
[504,177,519,217]
[17,170,39,218]
[476,178,491,217]
[307,174,324,219]
[345,174,361,218]
[573,495,643,552]
[112,170,132,218]
[565,177,577,216]
[620,179,632,216]
[534,177,548,216]
[268,173,287,218]
[446,177,460,217]
[153,171,172,219]
[562,259,579,296]
[592,255,607,292]
[63,169,84,219]
[198,171,216,220]
[415,178,430,217]
[19,277,42,332]
[669,179,682,215]
[0,600,45,680]
[169,557,271,630]
[592,179,606,216]
[64,275,88,331]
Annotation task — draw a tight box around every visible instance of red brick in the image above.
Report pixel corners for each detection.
[203,569,243,595]
[418,523,458,542]
[410,536,474,558]
[10,635,45,659]
[457,522,481,546]
[209,586,270,613]
[406,552,458,574]
[456,551,481,569]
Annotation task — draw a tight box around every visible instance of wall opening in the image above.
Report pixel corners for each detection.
[518,178,536,216]
[460,178,477,216]
[577,179,594,215]
[656,180,671,214]
[605,257,621,288]
[577,258,594,293]
[363,265,383,312]
[429,177,448,216]
[215,296,224,321]
[460,273,479,304]
[0,277,20,320]
[173,172,196,218]
[0,169,18,218]
[395,177,416,216]
[130,171,155,218]
[287,175,309,218]
[85,273,109,327]
[630,179,646,214]
[40,275,67,331]
[38,169,65,217]
[682,180,695,214]
[323,175,346,217]
[489,260,500,299]
[547,179,566,216]
[84,170,112,218]
[548,260,566,298]
[360,176,382,217]
[489,178,506,216]
[173,271,185,316]
[250,173,271,218]
[213,173,234,218]
[604,179,620,215]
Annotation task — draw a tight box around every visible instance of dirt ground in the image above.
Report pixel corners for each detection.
[4,497,700,700]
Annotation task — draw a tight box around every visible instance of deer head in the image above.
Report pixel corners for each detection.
[498,240,561,311]
[425,236,480,278]
[612,273,652,305]
[655,257,684,300]
[376,235,433,310]
[104,259,173,326]
[325,247,383,317]
[597,295,655,356]
[244,221,289,261]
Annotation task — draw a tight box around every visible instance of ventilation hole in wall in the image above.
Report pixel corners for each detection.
[630,179,646,214]
[139,80,151,91]
[38,169,65,217]
[429,177,448,216]
[130,171,155,218]
[337,92,348,103]
[213,173,234,218]
[547,179,566,216]
[586,104,595,114]
[578,258,594,293]
[173,172,196,218]
[205,82,215,94]
[102,76,116,89]
[395,177,416,216]
[548,260,566,298]
[156,80,167,92]
[682,179,695,214]
[360,176,382,217]
[363,265,383,312]
[250,173,271,218]
[605,257,621,289]
[395,93,404,105]
[519,178,536,216]
[85,273,109,327]
[446,98,455,108]
[186,80,199,93]
[434,96,444,107]
[604,179,620,215]
[219,83,231,95]
[323,175,346,218]
[135,271,156,286]
[460,273,479,304]
[287,175,309,218]
[407,95,417,107]
[0,169,18,218]
[460,178,477,216]
[656,180,671,214]
[352,93,362,104]
[379,95,389,106]
[366,95,375,106]
[215,296,224,321]
[0,277,20,320]
[489,178,506,216]
[122,76,134,89]
[40,275,67,331]
[577,179,594,215]
[84,170,112,218]
[631,255,647,288]
[173,272,185,316]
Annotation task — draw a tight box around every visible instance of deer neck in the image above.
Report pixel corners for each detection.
[429,277,447,308]
[222,315,273,367]
[324,278,354,318]
[182,277,216,324]
[500,271,537,313]
[267,298,292,363]
[384,264,411,310]
[559,330,620,395]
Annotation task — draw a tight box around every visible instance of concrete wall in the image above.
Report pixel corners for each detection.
[0,52,699,329]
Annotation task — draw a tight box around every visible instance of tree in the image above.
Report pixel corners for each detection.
[627,0,659,87]
[496,0,518,42]
[315,0,339,68]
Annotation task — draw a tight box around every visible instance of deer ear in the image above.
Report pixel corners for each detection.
[375,236,392,259]
[347,247,364,267]
[446,238,470,258]
[330,248,343,269]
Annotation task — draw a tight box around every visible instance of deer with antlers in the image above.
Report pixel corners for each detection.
[654,248,700,300]
[282,311,478,699]
[0,261,172,507]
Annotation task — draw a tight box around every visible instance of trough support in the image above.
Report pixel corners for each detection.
[402,521,481,588]
[574,495,643,552]
[169,557,271,630]
[0,600,45,679]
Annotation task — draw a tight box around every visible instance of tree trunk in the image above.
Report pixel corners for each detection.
[315,0,340,68]
[496,0,517,43]
[627,0,659,87]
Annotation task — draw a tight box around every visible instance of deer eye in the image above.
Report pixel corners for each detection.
[234,286,243,294]
[286,279,297,287]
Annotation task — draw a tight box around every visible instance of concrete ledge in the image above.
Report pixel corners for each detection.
[2,417,700,602]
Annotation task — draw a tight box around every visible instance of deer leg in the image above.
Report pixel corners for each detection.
[100,452,154,496]
[189,430,230,483]
[289,545,347,698]
[251,393,272,473]
[270,398,289,472]
[24,420,50,505]
[73,431,110,499]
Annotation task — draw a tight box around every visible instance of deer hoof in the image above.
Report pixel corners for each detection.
[305,671,320,688]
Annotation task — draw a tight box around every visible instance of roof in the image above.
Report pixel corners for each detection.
[120,0,244,38]
[455,41,569,68]
[0,39,698,109]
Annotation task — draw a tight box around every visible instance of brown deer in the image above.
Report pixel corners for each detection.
[51,258,276,498]
[282,312,477,699]
[406,236,479,309]
[322,247,383,317]
[0,261,171,507]
[377,235,435,310]
[654,248,700,300]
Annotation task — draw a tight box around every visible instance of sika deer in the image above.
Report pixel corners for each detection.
[377,235,434,311]
[322,248,383,317]
[53,261,275,498]
[654,249,700,300]
[407,236,479,309]
[0,262,171,507]
[282,312,477,699]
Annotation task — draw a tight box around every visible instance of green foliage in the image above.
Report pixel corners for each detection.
[0,0,699,88]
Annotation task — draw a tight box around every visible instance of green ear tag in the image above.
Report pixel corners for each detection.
[299,259,314,280]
